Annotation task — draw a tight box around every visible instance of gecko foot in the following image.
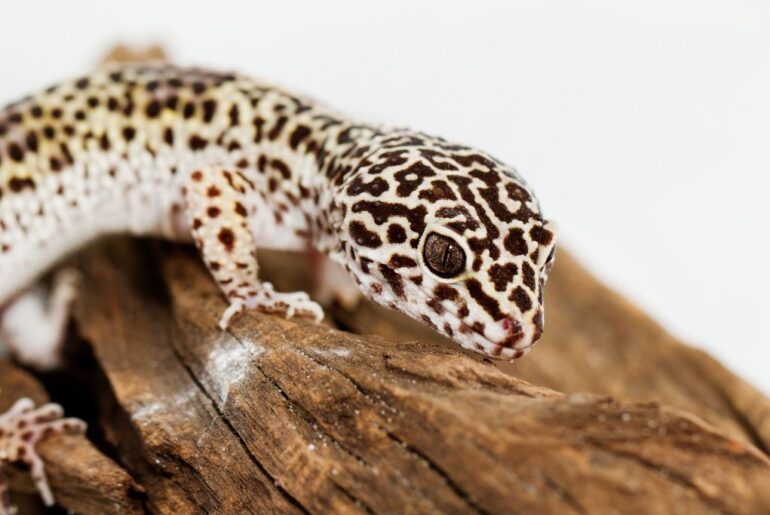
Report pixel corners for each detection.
[219,283,325,330]
[0,398,87,514]
[0,268,81,371]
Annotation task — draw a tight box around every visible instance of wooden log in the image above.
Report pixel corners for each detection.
[69,239,770,514]
[301,250,770,454]
[0,359,143,514]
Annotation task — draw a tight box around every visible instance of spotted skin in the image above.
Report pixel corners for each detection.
[183,166,323,327]
[337,134,558,357]
[0,63,556,507]
[0,398,86,514]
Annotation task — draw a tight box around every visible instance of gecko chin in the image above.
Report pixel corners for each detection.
[448,310,544,360]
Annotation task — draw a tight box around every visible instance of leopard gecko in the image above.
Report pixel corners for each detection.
[0,64,557,511]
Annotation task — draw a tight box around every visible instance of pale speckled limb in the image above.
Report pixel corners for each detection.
[183,167,324,329]
[0,398,87,515]
[0,269,80,371]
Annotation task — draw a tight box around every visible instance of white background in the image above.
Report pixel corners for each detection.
[2,1,768,393]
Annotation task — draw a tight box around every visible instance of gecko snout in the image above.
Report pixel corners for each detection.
[497,311,545,353]
[499,317,525,346]
[501,318,522,335]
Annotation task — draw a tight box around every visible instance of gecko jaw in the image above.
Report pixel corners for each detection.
[405,284,542,360]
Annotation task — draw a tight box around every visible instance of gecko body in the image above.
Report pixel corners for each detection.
[0,64,556,510]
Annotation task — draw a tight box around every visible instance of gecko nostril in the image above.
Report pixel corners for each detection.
[501,318,522,335]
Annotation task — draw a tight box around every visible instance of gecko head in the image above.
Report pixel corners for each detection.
[337,133,558,360]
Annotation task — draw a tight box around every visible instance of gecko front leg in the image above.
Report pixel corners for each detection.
[0,398,87,514]
[183,167,324,329]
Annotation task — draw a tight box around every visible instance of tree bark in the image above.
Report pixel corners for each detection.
[46,238,768,514]
[319,250,770,454]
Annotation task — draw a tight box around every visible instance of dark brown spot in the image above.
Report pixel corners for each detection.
[387,224,407,244]
[466,278,505,321]
[347,175,389,197]
[289,125,311,150]
[192,82,207,94]
[488,263,518,292]
[228,104,240,126]
[434,284,458,301]
[271,159,291,179]
[389,255,417,268]
[202,99,217,123]
[122,126,136,141]
[349,221,382,248]
[427,298,445,315]
[522,262,536,291]
[8,143,24,162]
[351,201,428,242]
[418,179,457,202]
[145,100,161,118]
[189,135,208,150]
[218,228,236,251]
[532,309,544,341]
[504,228,529,256]
[379,264,405,298]
[9,176,35,192]
[166,95,179,110]
[509,286,532,313]
[24,133,38,153]
[394,162,435,197]
[268,116,288,140]
[530,225,554,246]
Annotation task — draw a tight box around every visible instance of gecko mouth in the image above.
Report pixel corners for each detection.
[423,293,532,359]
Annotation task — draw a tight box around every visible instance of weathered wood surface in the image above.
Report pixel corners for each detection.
[0,359,143,514]
[310,250,770,454]
[55,239,769,514]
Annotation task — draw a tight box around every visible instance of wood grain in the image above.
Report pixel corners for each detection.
[58,239,770,514]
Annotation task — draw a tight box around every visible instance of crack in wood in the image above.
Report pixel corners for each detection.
[167,338,311,515]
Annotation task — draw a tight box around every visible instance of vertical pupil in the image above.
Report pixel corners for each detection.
[442,243,452,268]
[423,232,465,278]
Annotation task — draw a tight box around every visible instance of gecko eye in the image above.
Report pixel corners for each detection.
[423,232,466,279]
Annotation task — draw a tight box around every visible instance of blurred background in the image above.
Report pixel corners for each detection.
[2,0,768,393]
